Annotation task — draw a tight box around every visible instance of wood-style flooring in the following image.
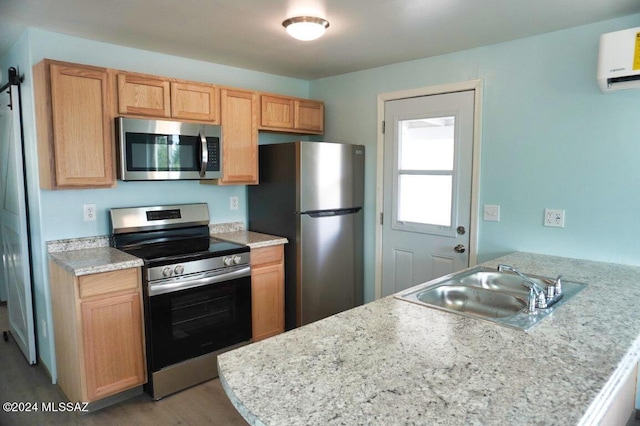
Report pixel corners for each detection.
[0,303,248,426]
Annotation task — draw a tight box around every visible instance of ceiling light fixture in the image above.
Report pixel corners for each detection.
[282,16,330,41]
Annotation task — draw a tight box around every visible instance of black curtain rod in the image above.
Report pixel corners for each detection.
[0,67,21,92]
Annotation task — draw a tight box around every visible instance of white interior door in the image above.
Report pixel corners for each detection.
[0,79,36,364]
[381,90,475,296]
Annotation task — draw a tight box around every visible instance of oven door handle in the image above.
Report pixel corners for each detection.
[148,265,250,297]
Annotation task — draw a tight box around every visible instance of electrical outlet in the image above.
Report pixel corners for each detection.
[83,204,96,221]
[230,196,239,211]
[42,319,47,338]
[544,209,565,228]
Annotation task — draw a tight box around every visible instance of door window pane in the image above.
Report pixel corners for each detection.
[394,115,456,231]
[399,118,455,170]
[398,175,452,226]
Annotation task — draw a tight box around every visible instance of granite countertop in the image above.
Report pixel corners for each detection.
[217,252,640,426]
[47,235,143,276]
[213,230,288,249]
[47,226,287,276]
[48,246,143,276]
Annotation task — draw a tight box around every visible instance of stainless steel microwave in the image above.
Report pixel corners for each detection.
[116,117,222,181]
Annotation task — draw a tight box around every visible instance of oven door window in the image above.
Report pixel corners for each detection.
[126,132,200,172]
[147,276,251,371]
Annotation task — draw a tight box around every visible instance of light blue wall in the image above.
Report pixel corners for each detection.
[1,28,310,377]
[310,14,640,303]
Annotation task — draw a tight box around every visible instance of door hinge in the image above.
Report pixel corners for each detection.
[380,212,384,225]
[381,121,385,134]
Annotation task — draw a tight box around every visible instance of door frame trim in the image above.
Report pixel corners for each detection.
[374,79,483,299]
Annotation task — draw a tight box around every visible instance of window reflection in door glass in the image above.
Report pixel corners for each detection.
[399,117,454,170]
[397,116,455,227]
[398,175,452,226]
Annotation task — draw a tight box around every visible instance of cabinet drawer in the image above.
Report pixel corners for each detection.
[79,268,139,299]
[251,245,283,267]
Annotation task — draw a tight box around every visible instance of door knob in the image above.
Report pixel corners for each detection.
[454,244,466,253]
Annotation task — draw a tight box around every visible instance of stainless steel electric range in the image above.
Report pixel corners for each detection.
[110,203,251,400]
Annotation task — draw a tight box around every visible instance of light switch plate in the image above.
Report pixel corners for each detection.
[483,205,500,222]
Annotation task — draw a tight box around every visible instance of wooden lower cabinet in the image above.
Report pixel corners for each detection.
[251,245,285,342]
[50,263,146,403]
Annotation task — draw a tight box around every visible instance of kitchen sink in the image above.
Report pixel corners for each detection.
[416,285,527,319]
[458,271,547,299]
[395,266,587,331]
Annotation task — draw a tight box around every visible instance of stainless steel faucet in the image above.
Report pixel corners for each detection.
[497,264,564,312]
[497,264,546,294]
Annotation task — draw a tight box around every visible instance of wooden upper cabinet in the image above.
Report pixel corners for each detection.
[33,59,323,191]
[117,72,171,117]
[261,95,294,129]
[116,72,219,123]
[259,94,324,134]
[34,60,115,189]
[219,88,259,185]
[295,99,324,133]
[171,81,220,123]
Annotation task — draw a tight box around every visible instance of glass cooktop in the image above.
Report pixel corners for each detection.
[119,236,248,265]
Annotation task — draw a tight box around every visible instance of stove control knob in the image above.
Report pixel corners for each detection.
[223,257,233,266]
[174,265,184,275]
[233,255,242,265]
[162,266,174,277]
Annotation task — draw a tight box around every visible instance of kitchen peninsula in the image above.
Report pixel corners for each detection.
[218,252,640,425]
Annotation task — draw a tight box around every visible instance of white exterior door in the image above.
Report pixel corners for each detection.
[0,81,36,364]
[381,90,475,296]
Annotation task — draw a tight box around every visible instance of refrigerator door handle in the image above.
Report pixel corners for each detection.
[302,207,362,218]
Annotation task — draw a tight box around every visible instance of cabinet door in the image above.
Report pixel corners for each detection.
[117,72,171,117]
[251,262,285,342]
[260,95,294,129]
[43,63,115,188]
[220,88,258,184]
[295,99,324,133]
[171,81,220,123]
[81,292,146,401]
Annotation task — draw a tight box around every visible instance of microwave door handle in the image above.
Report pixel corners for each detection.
[199,130,208,178]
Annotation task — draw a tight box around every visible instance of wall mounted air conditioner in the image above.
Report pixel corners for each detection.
[597,26,640,92]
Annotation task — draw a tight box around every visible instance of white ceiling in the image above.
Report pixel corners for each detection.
[1,0,639,80]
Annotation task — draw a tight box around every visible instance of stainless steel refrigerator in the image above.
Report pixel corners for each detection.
[248,141,364,329]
